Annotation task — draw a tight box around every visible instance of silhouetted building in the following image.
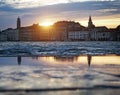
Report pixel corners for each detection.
[1,28,19,41]
[109,29,117,41]
[53,21,86,41]
[116,25,120,41]
[39,26,54,41]
[0,31,7,41]
[68,31,90,41]
[1,16,119,41]
[19,24,40,41]
[91,26,111,41]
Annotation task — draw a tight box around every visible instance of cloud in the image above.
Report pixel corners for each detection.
[0,0,120,29]
[27,1,120,17]
[0,0,118,9]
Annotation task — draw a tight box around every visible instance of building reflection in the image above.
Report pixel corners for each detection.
[87,55,92,67]
[54,55,92,66]
[53,56,78,62]
[35,55,92,66]
[16,55,120,66]
[17,56,21,65]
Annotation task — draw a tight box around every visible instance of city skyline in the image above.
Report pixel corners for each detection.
[0,0,120,30]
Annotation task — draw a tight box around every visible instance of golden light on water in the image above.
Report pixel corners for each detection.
[91,56,120,65]
[37,56,79,65]
[37,55,120,65]
[77,55,120,65]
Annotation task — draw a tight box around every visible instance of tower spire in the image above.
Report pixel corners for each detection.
[89,16,92,23]
[88,15,95,29]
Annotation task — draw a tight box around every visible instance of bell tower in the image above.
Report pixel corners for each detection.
[17,16,21,29]
[88,16,95,29]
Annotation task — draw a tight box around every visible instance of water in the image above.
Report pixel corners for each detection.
[0,41,120,95]
[0,55,120,94]
[0,41,120,56]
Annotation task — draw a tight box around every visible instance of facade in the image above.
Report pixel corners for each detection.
[38,26,55,41]
[109,29,117,41]
[1,28,19,41]
[19,24,40,41]
[117,32,120,41]
[116,25,120,41]
[19,27,33,41]
[7,29,19,41]
[68,31,90,41]
[51,26,67,41]
[91,26,111,41]
[0,31,7,41]
[52,21,86,41]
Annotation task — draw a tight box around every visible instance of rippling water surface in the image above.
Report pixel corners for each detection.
[0,41,120,56]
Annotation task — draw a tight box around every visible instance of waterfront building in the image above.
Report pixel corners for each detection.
[52,25,67,41]
[1,28,19,41]
[0,31,7,41]
[17,17,41,41]
[19,27,33,41]
[19,24,40,41]
[53,21,85,41]
[68,31,89,41]
[90,26,111,41]
[1,16,119,41]
[116,25,120,41]
[109,29,117,41]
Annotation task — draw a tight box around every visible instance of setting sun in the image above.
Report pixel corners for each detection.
[39,21,53,26]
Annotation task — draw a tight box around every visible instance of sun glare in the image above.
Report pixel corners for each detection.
[39,21,53,27]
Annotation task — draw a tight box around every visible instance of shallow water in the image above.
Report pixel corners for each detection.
[0,55,120,95]
[0,55,120,66]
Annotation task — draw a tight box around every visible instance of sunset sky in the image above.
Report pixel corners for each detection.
[0,0,120,30]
